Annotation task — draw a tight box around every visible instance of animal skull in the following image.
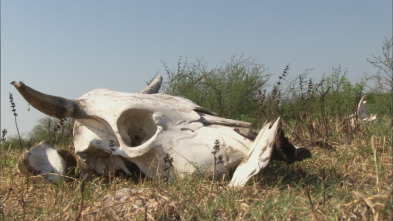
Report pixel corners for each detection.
[12,76,310,186]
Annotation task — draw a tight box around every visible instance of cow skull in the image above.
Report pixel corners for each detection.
[12,76,310,186]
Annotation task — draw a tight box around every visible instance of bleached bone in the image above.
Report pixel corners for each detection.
[12,75,311,185]
[357,95,377,121]
[357,95,368,119]
[347,95,378,129]
[18,141,76,184]
[229,118,280,187]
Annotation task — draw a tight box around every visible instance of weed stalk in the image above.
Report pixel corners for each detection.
[0,129,7,145]
[210,139,221,192]
[370,135,380,194]
[109,140,116,183]
[162,153,174,185]
[9,93,23,152]
[298,169,319,221]
[76,179,86,221]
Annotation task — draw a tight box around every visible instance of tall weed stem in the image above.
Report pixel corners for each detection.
[370,135,380,194]
[9,93,23,151]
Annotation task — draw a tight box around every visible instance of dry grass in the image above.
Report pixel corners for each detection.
[1,117,392,220]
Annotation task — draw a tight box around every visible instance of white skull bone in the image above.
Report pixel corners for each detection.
[72,87,254,178]
[12,76,310,185]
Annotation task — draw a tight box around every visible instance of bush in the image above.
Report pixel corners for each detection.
[163,56,269,122]
[28,117,74,147]
[164,57,392,144]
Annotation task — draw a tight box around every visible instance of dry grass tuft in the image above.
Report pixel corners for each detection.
[1,116,392,220]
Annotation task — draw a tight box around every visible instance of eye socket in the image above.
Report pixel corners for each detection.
[117,109,157,147]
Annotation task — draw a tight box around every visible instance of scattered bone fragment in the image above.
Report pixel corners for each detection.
[347,95,378,129]
[18,141,76,184]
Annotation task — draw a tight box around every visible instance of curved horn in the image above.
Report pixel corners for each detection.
[11,81,86,119]
[140,75,163,94]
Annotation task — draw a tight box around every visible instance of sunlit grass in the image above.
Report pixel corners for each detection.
[2,64,392,220]
[1,116,391,220]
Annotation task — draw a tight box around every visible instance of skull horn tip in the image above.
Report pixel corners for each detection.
[11,80,86,119]
[11,81,21,87]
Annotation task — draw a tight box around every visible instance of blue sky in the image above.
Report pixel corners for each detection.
[1,1,392,137]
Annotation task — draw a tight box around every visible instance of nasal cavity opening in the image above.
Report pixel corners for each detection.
[117,109,157,147]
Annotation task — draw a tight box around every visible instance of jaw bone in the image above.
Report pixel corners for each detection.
[229,118,280,187]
